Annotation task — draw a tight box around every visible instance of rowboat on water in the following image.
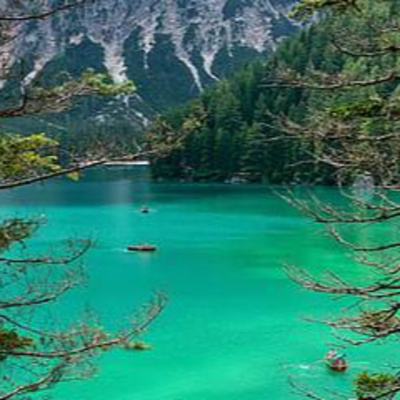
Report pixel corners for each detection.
[325,350,348,372]
[127,244,157,252]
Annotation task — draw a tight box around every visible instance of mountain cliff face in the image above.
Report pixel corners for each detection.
[4,0,295,132]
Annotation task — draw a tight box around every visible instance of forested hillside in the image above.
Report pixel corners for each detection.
[148,13,380,184]
[0,0,295,138]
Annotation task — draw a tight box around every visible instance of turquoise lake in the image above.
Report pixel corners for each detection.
[0,168,395,400]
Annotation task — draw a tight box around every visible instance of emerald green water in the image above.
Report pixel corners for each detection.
[0,168,394,399]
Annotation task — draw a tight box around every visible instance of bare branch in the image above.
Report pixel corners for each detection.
[0,0,92,22]
[1,293,168,359]
[0,361,68,400]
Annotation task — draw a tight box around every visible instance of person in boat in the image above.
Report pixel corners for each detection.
[325,349,338,361]
[326,351,347,372]
[140,206,150,213]
[331,354,347,369]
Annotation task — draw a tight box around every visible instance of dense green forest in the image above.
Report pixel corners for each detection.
[148,10,397,184]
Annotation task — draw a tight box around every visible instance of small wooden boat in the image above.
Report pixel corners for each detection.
[325,351,348,372]
[127,244,157,252]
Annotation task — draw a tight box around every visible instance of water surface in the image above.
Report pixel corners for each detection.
[0,168,392,400]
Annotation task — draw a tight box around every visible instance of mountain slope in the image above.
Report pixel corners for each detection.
[2,0,296,133]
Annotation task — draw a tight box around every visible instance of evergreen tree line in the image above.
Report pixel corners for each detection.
[147,21,350,184]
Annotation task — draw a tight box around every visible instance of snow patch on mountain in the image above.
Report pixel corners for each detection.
[7,0,293,87]
[0,0,295,130]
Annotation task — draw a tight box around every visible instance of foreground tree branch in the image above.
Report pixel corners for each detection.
[0,0,92,22]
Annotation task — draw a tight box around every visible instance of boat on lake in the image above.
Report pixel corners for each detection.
[127,244,157,252]
[325,350,348,372]
[140,206,150,214]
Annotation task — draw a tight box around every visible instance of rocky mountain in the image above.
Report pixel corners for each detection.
[3,0,296,133]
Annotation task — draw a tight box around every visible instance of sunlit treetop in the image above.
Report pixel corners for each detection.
[0,133,60,182]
